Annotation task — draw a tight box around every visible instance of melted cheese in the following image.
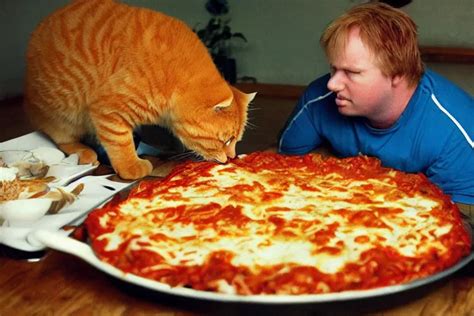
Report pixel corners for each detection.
[96,156,455,277]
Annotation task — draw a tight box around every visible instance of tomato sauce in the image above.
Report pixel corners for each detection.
[84,151,472,295]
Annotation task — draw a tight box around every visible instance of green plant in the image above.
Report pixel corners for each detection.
[194,0,247,58]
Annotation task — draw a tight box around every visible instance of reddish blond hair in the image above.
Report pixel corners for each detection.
[320,2,424,87]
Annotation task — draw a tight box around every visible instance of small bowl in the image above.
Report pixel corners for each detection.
[0,182,84,225]
[0,150,37,165]
[0,150,48,179]
[0,198,54,224]
[30,147,65,165]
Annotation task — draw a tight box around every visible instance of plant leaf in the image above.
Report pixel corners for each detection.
[205,0,229,16]
[232,33,247,42]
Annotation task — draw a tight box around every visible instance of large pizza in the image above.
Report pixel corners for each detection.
[84,152,471,295]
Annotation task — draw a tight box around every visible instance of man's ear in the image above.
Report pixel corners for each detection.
[391,74,404,87]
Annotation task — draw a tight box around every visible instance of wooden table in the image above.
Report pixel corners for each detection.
[0,247,473,315]
[1,159,474,315]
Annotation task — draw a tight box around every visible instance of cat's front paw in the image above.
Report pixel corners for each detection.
[78,149,98,165]
[116,158,153,180]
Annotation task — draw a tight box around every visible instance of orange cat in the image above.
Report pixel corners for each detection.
[24,0,255,180]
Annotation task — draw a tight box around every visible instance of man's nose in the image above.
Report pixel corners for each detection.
[327,72,344,92]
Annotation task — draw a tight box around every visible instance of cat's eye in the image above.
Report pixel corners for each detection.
[224,136,235,146]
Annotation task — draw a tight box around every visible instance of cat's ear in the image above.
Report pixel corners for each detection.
[246,92,257,103]
[213,96,233,112]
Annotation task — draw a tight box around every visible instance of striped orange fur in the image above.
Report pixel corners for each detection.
[24,0,255,180]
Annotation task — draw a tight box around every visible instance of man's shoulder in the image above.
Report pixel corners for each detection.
[416,70,474,153]
[418,69,473,126]
[422,70,472,106]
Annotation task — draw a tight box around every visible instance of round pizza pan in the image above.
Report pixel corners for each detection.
[30,229,474,304]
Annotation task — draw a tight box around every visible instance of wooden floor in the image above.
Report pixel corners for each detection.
[0,95,296,154]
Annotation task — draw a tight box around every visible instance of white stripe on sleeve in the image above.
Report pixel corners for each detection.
[431,94,474,149]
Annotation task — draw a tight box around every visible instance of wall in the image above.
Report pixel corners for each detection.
[0,0,472,99]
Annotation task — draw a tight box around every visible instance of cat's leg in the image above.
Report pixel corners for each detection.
[89,111,152,180]
[40,124,98,165]
[57,143,98,165]
[97,129,152,179]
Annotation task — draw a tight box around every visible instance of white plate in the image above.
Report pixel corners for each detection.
[0,131,97,186]
[29,230,473,304]
[0,131,144,252]
[0,175,135,251]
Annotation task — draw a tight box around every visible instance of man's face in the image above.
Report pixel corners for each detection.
[327,28,394,122]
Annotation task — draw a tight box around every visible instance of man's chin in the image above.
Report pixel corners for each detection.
[337,105,353,116]
[337,106,359,116]
[335,98,357,115]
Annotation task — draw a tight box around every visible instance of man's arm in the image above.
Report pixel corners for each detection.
[278,96,320,154]
[278,79,334,155]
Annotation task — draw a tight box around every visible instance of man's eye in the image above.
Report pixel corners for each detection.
[224,136,235,146]
[347,70,360,75]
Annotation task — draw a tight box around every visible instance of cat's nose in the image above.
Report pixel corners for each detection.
[215,152,228,164]
[225,145,236,159]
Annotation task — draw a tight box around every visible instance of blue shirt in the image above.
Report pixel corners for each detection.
[278,70,474,204]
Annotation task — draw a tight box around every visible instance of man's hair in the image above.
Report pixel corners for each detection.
[320,2,424,87]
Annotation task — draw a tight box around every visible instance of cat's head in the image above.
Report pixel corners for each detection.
[171,86,256,163]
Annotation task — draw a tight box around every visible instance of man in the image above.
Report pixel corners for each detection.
[278,2,474,216]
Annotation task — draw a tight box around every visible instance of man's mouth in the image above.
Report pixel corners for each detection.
[335,95,350,106]
[336,94,349,101]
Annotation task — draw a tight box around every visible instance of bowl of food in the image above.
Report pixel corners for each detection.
[0,150,49,179]
[0,165,83,225]
[0,184,84,225]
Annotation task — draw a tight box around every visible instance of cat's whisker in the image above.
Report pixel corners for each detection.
[176,150,203,162]
[191,152,205,162]
[245,121,258,130]
[246,119,258,126]
[167,153,186,161]
[180,153,196,160]
[246,110,259,121]
[168,151,195,161]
